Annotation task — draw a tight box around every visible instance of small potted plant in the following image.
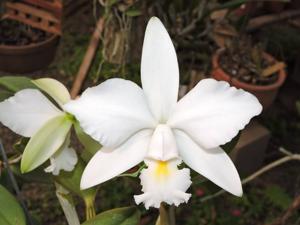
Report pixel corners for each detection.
[0,19,59,73]
[211,36,286,110]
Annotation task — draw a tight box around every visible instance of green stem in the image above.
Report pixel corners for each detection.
[84,196,96,220]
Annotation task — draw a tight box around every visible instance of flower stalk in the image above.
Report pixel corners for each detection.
[156,204,170,225]
[84,196,96,220]
[55,183,80,225]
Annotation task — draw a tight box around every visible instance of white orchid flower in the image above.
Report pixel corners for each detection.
[0,78,77,175]
[64,17,262,209]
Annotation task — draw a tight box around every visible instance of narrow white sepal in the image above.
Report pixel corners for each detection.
[141,17,179,122]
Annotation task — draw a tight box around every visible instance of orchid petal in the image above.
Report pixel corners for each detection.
[168,79,262,149]
[80,129,153,189]
[44,136,78,175]
[0,89,63,137]
[141,17,179,122]
[64,79,156,148]
[21,115,72,173]
[174,130,242,196]
[33,78,71,107]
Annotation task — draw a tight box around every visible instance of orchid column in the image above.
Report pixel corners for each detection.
[65,17,262,209]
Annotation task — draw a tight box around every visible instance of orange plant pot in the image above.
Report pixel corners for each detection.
[211,49,287,110]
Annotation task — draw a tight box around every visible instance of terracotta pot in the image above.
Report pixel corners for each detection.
[211,49,287,110]
[0,34,60,73]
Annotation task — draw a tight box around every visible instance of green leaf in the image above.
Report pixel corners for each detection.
[0,76,36,92]
[74,121,101,157]
[264,185,292,210]
[0,89,12,101]
[33,78,71,106]
[125,9,141,17]
[0,184,26,225]
[13,138,29,153]
[82,207,140,225]
[54,158,97,202]
[21,115,72,173]
[10,164,51,183]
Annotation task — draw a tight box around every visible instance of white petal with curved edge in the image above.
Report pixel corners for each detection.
[33,78,71,107]
[44,136,78,176]
[80,129,153,189]
[168,79,262,149]
[64,79,156,148]
[174,130,243,197]
[141,17,179,122]
[0,89,63,137]
[134,159,191,209]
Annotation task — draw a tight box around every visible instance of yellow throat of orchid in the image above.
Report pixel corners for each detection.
[155,161,170,179]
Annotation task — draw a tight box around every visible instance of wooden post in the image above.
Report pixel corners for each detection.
[70,17,105,98]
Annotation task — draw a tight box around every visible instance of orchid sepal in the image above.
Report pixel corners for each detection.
[21,114,72,173]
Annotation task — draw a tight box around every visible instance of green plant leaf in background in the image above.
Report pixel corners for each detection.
[32,78,71,107]
[0,89,12,102]
[74,121,101,159]
[13,137,29,153]
[82,207,140,225]
[10,164,51,184]
[0,184,26,225]
[54,158,96,200]
[263,185,292,210]
[21,115,72,173]
[0,76,36,92]
[55,158,97,220]
[0,76,37,102]
[125,9,141,17]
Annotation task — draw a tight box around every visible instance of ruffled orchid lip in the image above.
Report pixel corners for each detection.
[134,159,192,209]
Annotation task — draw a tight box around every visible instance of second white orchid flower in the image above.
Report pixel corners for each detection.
[0,78,78,175]
[65,17,262,209]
